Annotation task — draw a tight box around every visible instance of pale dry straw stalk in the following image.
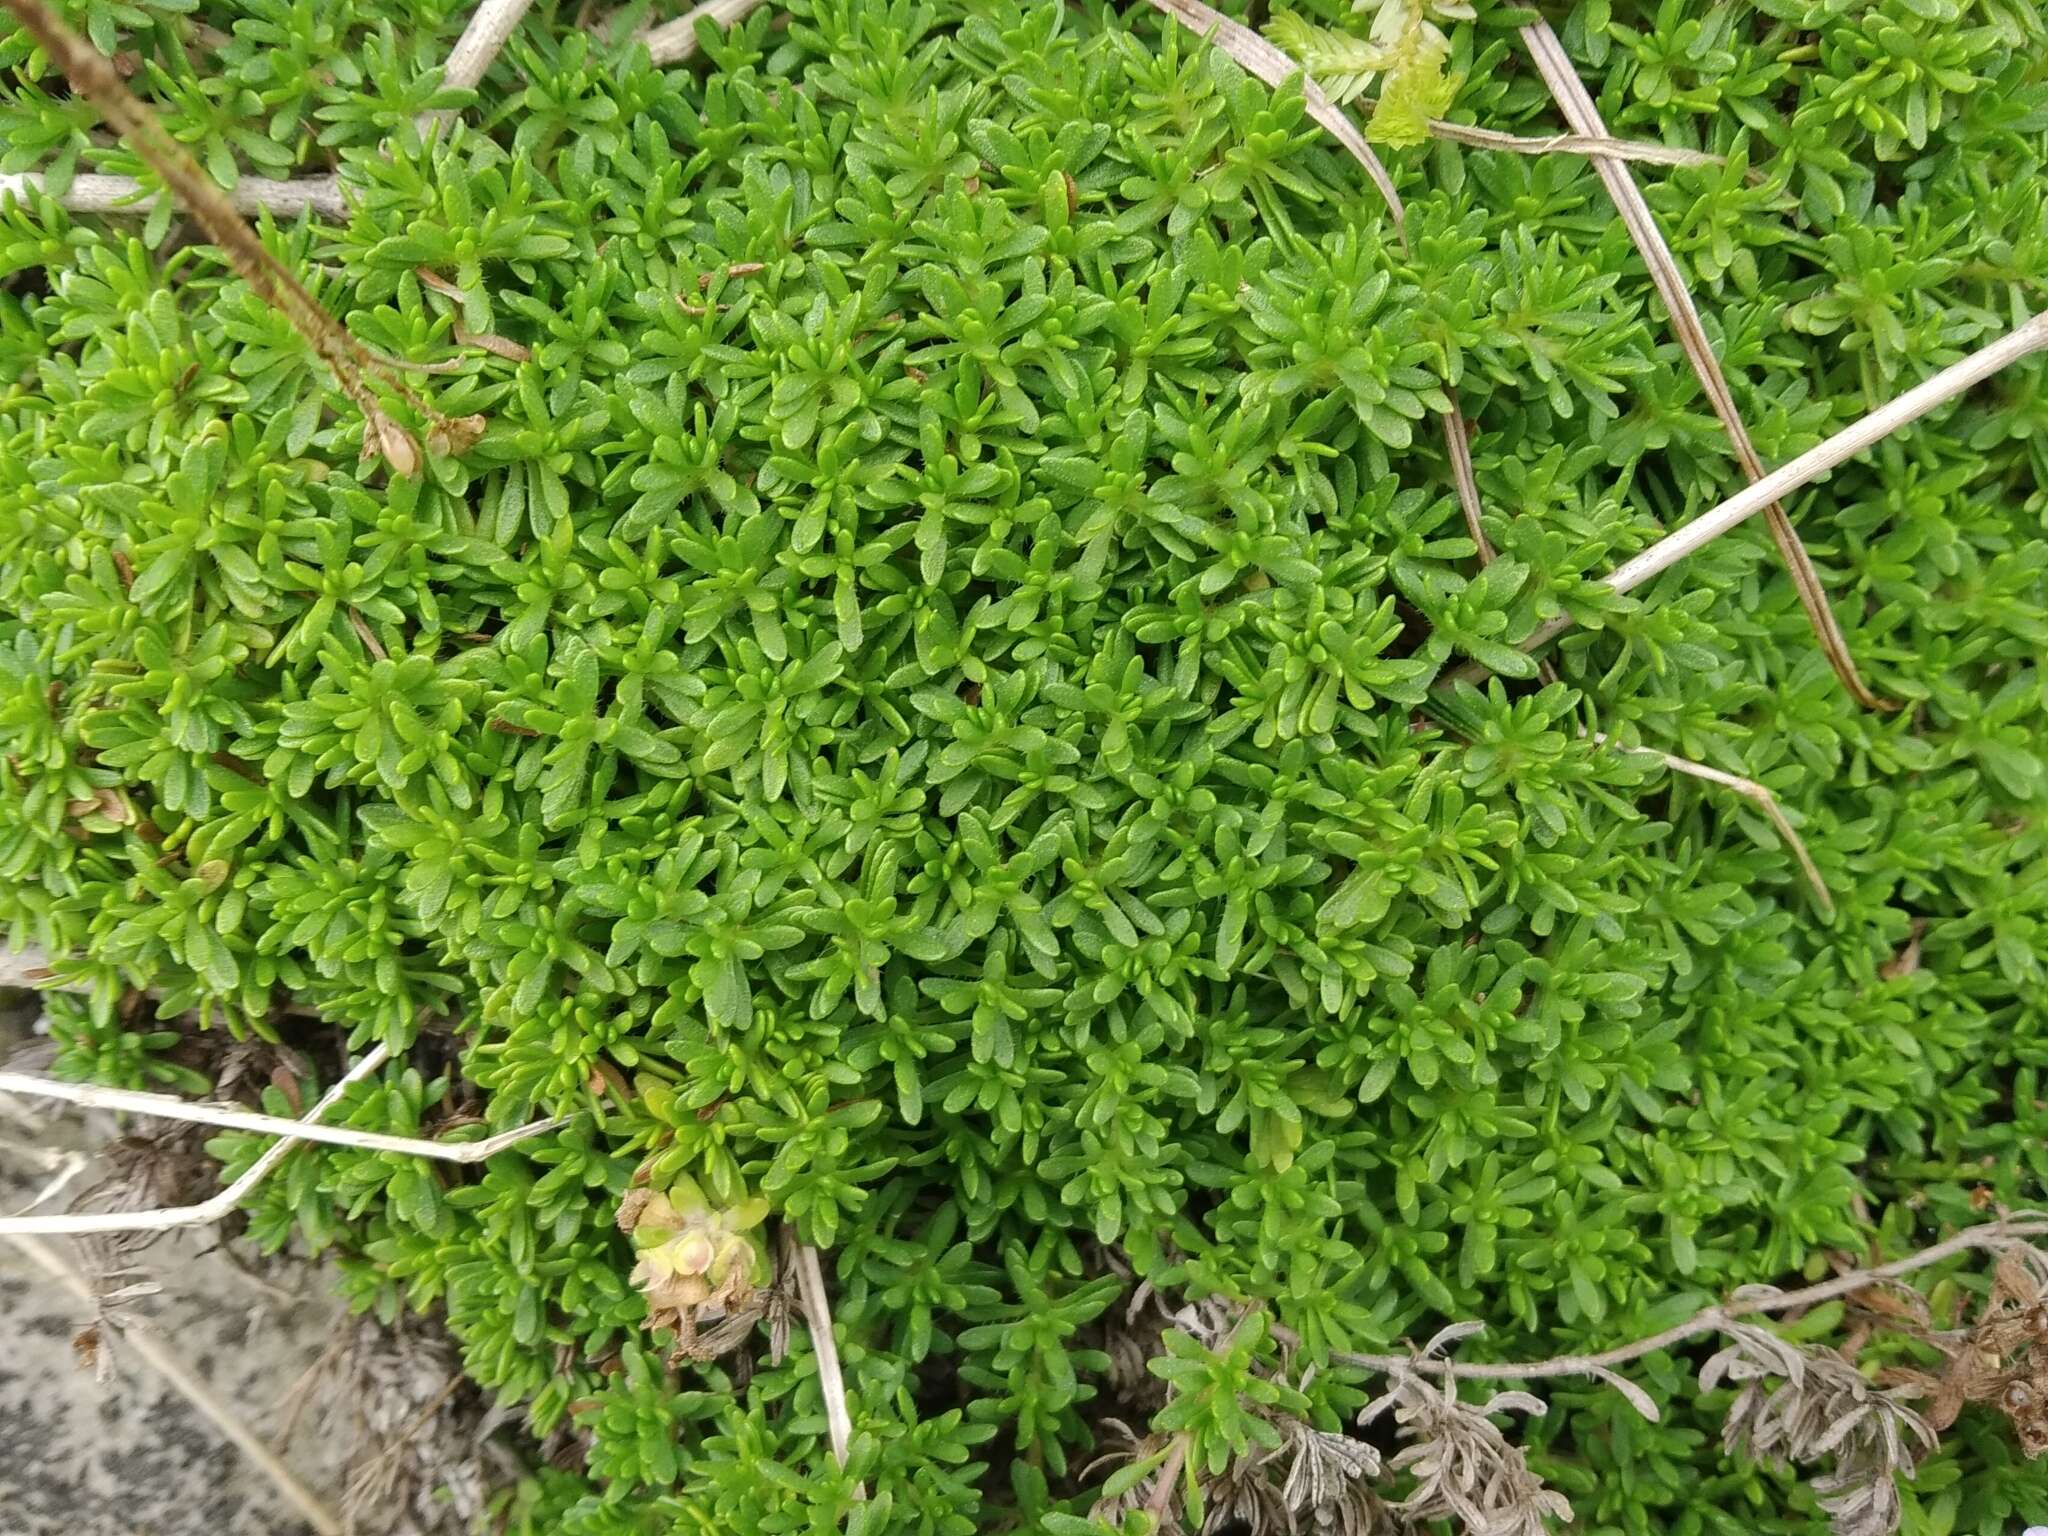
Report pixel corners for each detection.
[1591,733,1834,918]
[1520,20,1891,712]
[1446,308,2048,682]
[1335,1214,2048,1395]
[642,0,773,65]
[416,0,539,135]
[0,1046,394,1236]
[0,1069,562,1163]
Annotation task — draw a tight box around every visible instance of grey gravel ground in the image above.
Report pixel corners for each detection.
[0,997,352,1536]
[0,1241,351,1536]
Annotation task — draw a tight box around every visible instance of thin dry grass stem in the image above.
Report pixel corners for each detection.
[0,170,347,217]
[5,1230,346,1535]
[1600,310,2048,597]
[1519,21,1890,712]
[1448,308,2048,683]
[1335,1214,2048,1389]
[1146,0,1496,566]
[0,1070,562,1162]
[1590,733,1833,918]
[1440,408,1494,564]
[0,1045,392,1237]
[1418,114,1725,169]
[790,1238,856,1475]
[641,0,772,65]
[0,0,476,475]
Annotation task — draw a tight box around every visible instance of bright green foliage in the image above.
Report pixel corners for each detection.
[4,0,2048,1529]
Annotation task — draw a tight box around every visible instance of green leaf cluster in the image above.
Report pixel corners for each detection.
[4,0,2048,1529]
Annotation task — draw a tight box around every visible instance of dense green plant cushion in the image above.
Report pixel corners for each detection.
[3,0,2047,1529]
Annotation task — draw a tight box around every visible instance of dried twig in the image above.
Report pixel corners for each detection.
[1519,21,1890,712]
[1145,0,1403,225]
[1591,733,1833,918]
[1335,1215,2048,1387]
[641,0,772,66]
[434,0,538,96]
[1600,312,2048,598]
[0,1046,393,1236]
[5,1230,346,1535]
[0,171,347,218]
[0,1070,561,1163]
[1440,408,1494,564]
[790,1238,855,1471]
[1417,115,1725,169]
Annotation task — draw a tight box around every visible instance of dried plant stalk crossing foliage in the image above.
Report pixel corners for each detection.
[0,1048,392,1237]
[1143,0,1494,565]
[1518,21,1893,713]
[6,0,2048,1531]
[1592,734,1834,917]
[640,0,774,65]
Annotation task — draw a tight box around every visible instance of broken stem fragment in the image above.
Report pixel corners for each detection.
[1590,734,1833,918]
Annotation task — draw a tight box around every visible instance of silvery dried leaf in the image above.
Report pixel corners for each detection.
[1587,1365,1662,1422]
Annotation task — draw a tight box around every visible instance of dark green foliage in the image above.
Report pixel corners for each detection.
[3,0,2048,1529]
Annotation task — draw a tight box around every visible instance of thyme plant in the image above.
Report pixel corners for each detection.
[2,0,2047,1530]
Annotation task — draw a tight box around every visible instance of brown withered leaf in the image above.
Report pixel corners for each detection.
[427,413,488,457]
[1880,920,1927,981]
[454,324,531,363]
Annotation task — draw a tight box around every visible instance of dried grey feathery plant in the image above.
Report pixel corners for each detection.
[328,1313,501,1536]
[1276,1415,1393,1536]
[1097,1246,1243,1412]
[1199,1443,1295,1536]
[1701,1317,1935,1536]
[1361,1326,1572,1536]
[1181,1406,1392,1536]
[66,1121,213,1343]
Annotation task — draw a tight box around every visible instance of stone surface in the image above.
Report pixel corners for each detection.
[0,998,352,1536]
